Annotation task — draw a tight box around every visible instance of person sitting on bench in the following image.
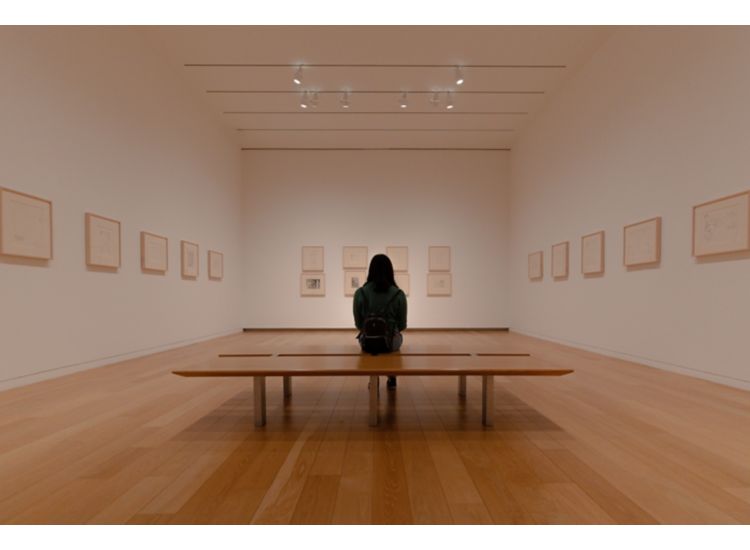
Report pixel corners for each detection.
[353,254,408,389]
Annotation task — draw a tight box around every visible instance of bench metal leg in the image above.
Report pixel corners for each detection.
[254,375,267,427]
[283,375,292,399]
[482,375,494,427]
[369,375,379,427]
[458,375,467,397]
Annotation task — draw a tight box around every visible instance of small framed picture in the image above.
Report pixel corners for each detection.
[624,217,661,267]
[0,187,53,260]
[301,273,326,296]
[581,231,605,275]
[428,246,451,272]
[395,272,410,296]
[181,240,199,279]
[692,191,750,257]
[208,250,224,280]
[141,231,168,273]
[551,241,569,279]
[342,246,368,269]
[528,251,543,280]
[302,245,324,272]
[427,272,452,296]
[386,246,408,272]
[85,213,121,269]
[344,270,367,296]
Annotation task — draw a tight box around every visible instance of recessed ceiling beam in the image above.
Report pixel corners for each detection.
[208,89,544,94]
[236,128,515,132]
[186,63,565,69]
[224,111,529,115]
[240,147,511,151]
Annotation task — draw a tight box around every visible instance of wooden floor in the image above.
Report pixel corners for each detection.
[1,330,750,524]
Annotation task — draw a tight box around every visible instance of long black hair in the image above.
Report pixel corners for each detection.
[366,254,398,293]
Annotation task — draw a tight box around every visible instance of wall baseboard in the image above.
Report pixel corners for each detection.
[242,327,510,332]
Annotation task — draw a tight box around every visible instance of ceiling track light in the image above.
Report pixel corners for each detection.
[399,91,408,109]
[299,91,309,109]
[293,66,303,86]
[340,91,350,109]
[310,91,319,108]
[445,92,454,110]
[455,66,465,86]
[430,91,441,108]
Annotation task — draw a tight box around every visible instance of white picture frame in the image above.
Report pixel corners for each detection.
[427,272,452,296]
[140,231,168,273]
[551,241,569,279]
[395,272,410,296]
[428,246,451,272]
[342,246,368,269]
[344,270,367,296]
[0,187,53,260]
[581,231,605,275]
[208,250,224,280]
[624,217,661,267]
[301,273,325,296]
[181,240,199,279]
[692,191,750,257]
[528,251,543,280]
[85,213,120,269]
[302,245,324,272]
[386,246,408,272]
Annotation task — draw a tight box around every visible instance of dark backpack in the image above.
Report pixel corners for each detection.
[359,289,402,355]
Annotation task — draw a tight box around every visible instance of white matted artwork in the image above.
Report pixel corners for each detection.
[208,250,224,280]
[301,273,326,296]
[0,187,53,260]
[344,270,367,296]
[692,191,750,257]
[342,246,368,269]
[581,231,605,275]
[302,245,324,272]
[551,241,569,279]
[140,231,168,272]
[386,246,408,272]
[395,272,410,296]
[85,213,120,269]
[624,217,661,266]
[427,272,452,296]
[528,251,543,280]
[181,240,199,278]
[428,246,451,272]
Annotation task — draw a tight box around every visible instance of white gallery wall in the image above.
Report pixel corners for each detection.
[509,27,750,390]
[0,28,244,390]
[242,150,510,328]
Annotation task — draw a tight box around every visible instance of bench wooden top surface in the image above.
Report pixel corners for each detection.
[217,343,532,358]
[173,354,573,377]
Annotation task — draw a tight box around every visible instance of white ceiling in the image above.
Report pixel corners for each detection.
[148,26,613,150]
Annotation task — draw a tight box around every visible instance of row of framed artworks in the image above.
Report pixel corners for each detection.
[0,186,224,280]
[299,272,451,297]
[528,189,750,280]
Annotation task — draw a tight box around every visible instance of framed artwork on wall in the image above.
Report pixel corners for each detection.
[301,273,325,296]
[428,246,451,272]
[344,270,367,296]
[208,250,224,280]
[692,190,750,257]
[302,245,324,272]
[342,246,368,269]
[581,231,605,275]
[528,251,543,280]
[395,272,410,296]
[551,241,569,279]
[0,187,53,260]
[85,213,121,269]
[427,272,452,296]
[624,217,661,266]
[140,231,168,273]
[181,240,199,279]
[386,246,408,272]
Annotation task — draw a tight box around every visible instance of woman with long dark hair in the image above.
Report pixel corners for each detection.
[353,254,408,389]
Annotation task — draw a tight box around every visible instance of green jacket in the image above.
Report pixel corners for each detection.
[353,282,407,333]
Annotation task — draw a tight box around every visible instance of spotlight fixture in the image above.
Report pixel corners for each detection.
[340,91,350,109]
[300,91,309,109]
[399,91,408,109]
[430,91,441,108]
[455,66,465,86]
[310,91,319,108]
[446,92,454,110]
[293,66,303,86]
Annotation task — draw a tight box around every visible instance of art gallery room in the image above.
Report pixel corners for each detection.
[1,2,750,547]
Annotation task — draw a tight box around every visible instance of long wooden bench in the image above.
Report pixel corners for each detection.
[173,351,573,428]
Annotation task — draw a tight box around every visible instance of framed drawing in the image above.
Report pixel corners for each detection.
[85,213,121,268]
[386,246,408,272]
[301,273,325,296]
[551,241,569,279]
[208,250,224,280]
[692,191,750,257]
[581,231,605,275]
[624,217,661,266]
[427,272,452,296]
[181,240,199,278]
[302,245,324,272]
[528,251,543,280]
[428,246,451,271]
[395,272,410,296]
[0,187,53,260]
[140,231,168,272]
[342,246,368,269]
[344,270,367,296]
